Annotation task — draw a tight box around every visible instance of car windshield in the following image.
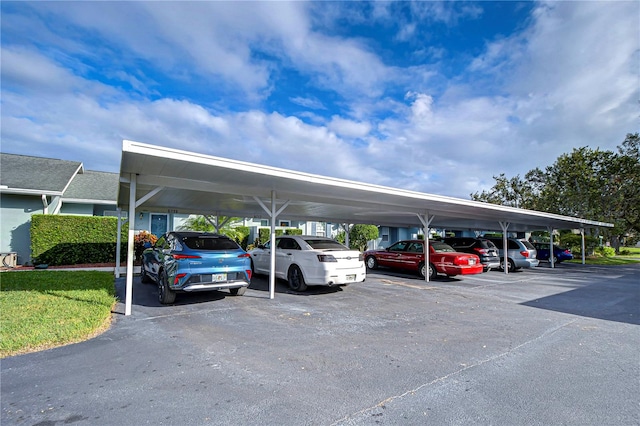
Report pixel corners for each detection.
[431,242,456,253]
[182,236,240,251]
[304,239,347,250]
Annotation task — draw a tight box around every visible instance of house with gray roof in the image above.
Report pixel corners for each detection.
[0,153,120,265]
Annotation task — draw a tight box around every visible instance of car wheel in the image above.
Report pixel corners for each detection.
[140,266,151,283]
[229,286,247,296]
[419,262,435,279]
[158,270,176,304]
[287,265,307,292]
[366,256,378,269]
[552,255,559,264]
[500,258,516,272]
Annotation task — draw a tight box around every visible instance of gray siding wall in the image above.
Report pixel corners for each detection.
[0,194,42,264]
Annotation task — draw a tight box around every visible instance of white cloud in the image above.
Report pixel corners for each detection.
[1,1,637,203]
[327,117,371,139]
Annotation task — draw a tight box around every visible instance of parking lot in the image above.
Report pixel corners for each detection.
[2,263,639,425]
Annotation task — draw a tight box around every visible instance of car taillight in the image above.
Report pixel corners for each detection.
[454,256,470,265]
[520,250,529,258]
[473,248,488,254]
[174,273,187,284]
[246,269,252,280]
[238,253,251,258]
[564,249,571,254]
[172,254,201,259]
[317,254,338,262]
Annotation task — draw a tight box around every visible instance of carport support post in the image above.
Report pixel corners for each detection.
[499,221,510,275]
[341,224,352,248]
[115,208,122,278]
[548,227,555,268]
[417,213,434,282]
[581,228,586,265]
[253,191,290,299]
[124,174,137,316]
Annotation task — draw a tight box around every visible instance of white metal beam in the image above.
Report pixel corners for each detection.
[125,174,137,316]
[253,191,291,299]
[135,186,164,208]
[581,228,586,265]
[547,227,555,268]
[417,213,434,282]
[499,221,510,275]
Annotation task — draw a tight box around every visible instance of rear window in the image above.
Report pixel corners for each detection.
[507,240,520,250]
[304,239,348,250]
[444,238,472,247]
[431,242,456,253]
[479,239,497,249]
[521,240,536,250]
[487,238,503,249]
[182,236,240,251]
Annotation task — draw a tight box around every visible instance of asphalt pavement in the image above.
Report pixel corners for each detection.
[2,262,639,425]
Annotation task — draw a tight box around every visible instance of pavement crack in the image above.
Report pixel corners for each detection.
[330,318,580,425]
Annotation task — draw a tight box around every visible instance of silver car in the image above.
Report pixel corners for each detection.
[485,238,539,271]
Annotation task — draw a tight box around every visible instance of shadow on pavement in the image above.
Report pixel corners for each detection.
[521,274,640,325]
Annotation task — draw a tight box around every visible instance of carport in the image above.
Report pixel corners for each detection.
[117,140,613,315]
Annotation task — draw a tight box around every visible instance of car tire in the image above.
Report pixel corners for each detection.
[552,255,558,264]
[287,265,307,292]
[158,270,176,304]
[229,286,247,296]
[502,259,516,272]
[419,262,435,279]
[140,266,151,284]
[366,256,378,269]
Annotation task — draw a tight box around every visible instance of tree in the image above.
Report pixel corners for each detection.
[178,215,245,242]
[470,171,542,210]
[348,224,379,251]
[469,133,640,251]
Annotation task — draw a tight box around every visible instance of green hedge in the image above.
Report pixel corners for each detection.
[284,228,303,235]
[31,215,129,266]
[257,227,301,244]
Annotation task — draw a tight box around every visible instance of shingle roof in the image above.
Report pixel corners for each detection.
[0,153,83,193]
[63,170,118,202]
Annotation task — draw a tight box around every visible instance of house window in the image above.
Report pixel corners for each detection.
[260,219,269,227]
[279,220,290,227]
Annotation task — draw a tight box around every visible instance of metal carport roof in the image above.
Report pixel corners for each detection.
[117,140,612,315]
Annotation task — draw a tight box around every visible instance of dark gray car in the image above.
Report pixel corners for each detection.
[443,237,500,271]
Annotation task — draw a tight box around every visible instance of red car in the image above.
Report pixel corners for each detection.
[364,240,483,279]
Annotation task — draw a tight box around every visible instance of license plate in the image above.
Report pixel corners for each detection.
[213,273,227,282]
[346,274,356,282]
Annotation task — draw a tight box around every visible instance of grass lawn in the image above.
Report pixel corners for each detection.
[566,247,640,265]
[0,271,117,358]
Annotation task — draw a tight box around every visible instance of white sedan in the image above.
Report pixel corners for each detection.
[249,235,366,291]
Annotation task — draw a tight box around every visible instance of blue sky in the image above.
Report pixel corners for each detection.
[1,1,637,199]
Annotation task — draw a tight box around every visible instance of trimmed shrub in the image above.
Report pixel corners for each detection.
[31,215,128,265]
